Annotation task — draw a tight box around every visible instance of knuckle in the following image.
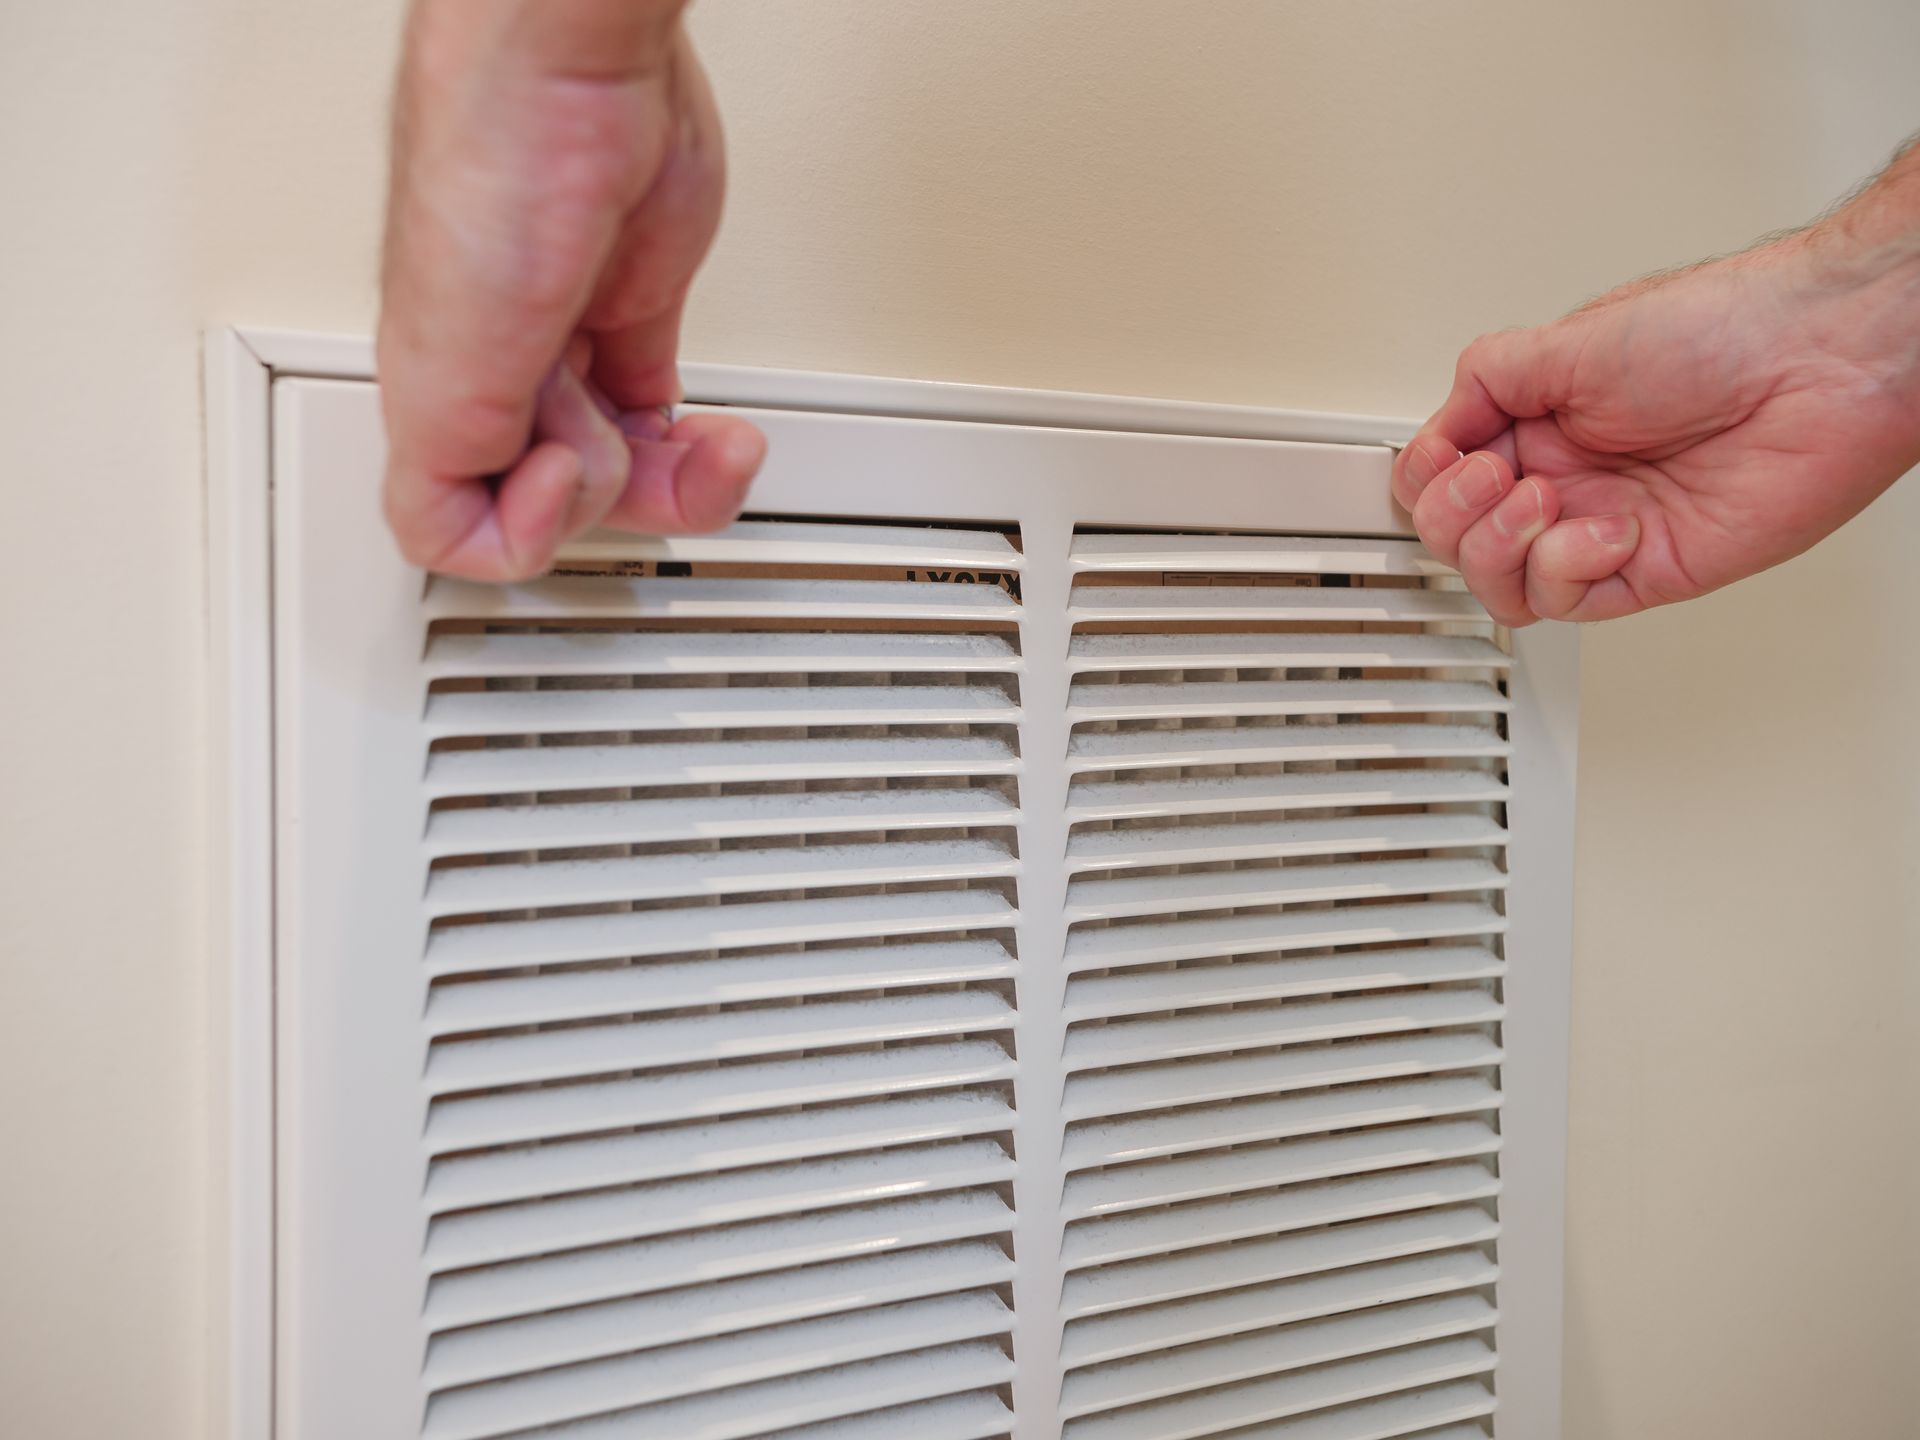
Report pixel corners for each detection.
[1524,582,1572,622]
[1457,335,1495,374]
[383,510,439,573]
[1458,327,1523,379]
[1412,508,1460,564]
[500,554,550,584]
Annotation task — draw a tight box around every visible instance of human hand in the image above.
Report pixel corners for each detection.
[1392,159,1920,624]
[378,0,765,580]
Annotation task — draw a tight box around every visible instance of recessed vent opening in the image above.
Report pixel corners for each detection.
[1055,529,1506,1440]
[411,520,1026,1440]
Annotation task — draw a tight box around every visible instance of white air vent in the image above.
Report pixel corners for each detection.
[209,335,1576,1440]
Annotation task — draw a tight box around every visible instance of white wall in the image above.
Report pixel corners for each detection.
[1,1,1914,1435]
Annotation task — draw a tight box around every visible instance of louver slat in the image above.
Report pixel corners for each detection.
[1069,584,1486,624]
[422,1293,1013,1440]
[1064,900,1507,970]
[428,991,1018,1093]
[425,888,1018,977]
[759,1391,1015,1440]
[1068,630,1508,671]
[558,519,1026,570]
[1066,855,1505,918]
[1066,812,1506,870]
[426,1139,1017,1271]
[1162,1391,1495,1440]
[1061,1119,1503,1218]
[428,1091,1016,1211]
[1063,1254,1499,1371]
[1063,988,1503,1068]
[1064,1289,1498,1414]
[1062,1074,1501,1168]
[1057,526,1512,1440]
[1060,1336,1497,1440]
[1067,766,1508,822]
[426,734,1020,799]
[1068,533,1451,575]
[427,575,1020,622]
[426,628,1023,680]
[1062,1161,1502,1269]
[427,1040,1018,1151]
[425,836,1019,917]
[425,938,1016,1034]
[425,786,1019,857]
[1061,1204,1500,1317]
[1067,678,1508,721]
[1063,1031,1503,1121]
[1063,943,1504,1019]
[1067,721,1508,771]
[426,1190,1015,1330]
[427,682,1019,738]
[425,1240,1017,1389]
[408,520,1024,1440]
[496,1340,1017,1440]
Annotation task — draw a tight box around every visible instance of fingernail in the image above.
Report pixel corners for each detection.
[1449,455,1505,511]
[1491,478,1545,539]
[618,407,674,442]
[1586,514,1638,546]
[1402,438,1458,491]
[556,449,596,535]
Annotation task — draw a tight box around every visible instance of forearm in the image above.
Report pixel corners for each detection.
[1788,134,1920,335]
[1815,131,1920,272]
[405,0,690,84]
[1771,134,1920,439]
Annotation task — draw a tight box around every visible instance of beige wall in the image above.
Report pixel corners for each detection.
[2,1,1915,1435]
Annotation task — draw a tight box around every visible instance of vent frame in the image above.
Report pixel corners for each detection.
[210,331,1576,1440]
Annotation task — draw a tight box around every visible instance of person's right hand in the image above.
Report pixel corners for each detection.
[1392,178,1920,625]
[378,0,765,582]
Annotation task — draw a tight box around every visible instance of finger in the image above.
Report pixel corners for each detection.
[1412,451,1514,569]
[585,35,728,410]
[1455,477,1559,627]
[563,337,635,430]
[383,366,629,579]
[1391,436,1460,512]
[1525,515,1642,621]
[384,441,584,582]
[531,364,632,540]
[592,291,692,413]
[601,410,767,534]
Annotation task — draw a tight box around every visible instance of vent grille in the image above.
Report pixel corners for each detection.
[414,521,1025,1440]
[1056,530,1507,1439]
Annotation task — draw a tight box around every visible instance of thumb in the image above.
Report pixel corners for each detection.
[1525,514,1642,622]
[1394,324,1574,509]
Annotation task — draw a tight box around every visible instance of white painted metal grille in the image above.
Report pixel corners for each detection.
[256,370,1573,1440]
[1054,531,1509,1440]
[412,521,1026,1440]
